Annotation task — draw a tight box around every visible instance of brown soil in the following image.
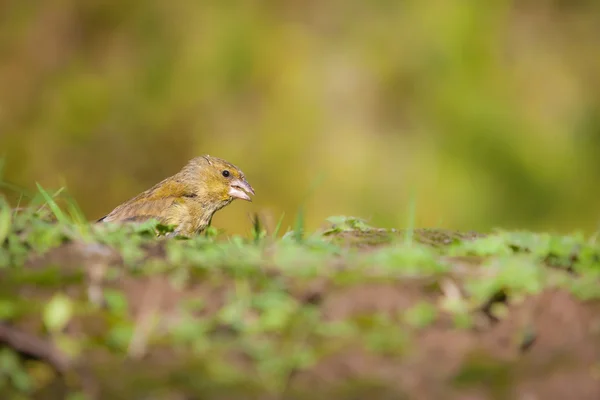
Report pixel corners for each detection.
[2,238,600,400]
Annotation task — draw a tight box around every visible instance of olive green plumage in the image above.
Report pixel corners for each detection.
[97,155,254,236]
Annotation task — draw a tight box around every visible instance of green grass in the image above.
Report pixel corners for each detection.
[1,193,600,398]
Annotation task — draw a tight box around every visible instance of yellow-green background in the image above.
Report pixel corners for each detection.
[1,1,599,235]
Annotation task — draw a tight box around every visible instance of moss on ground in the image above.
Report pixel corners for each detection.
[1,206,600,399]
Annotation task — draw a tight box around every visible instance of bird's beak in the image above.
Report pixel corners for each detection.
[228,178,255,202]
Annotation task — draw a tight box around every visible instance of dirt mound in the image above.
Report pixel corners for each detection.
[1,227,600,399]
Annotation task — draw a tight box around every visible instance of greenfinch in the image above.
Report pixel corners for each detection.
[97,155,254,236]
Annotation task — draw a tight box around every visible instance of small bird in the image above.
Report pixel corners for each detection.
[97,155,255,236]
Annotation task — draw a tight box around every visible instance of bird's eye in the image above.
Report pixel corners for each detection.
[222,170,230,178]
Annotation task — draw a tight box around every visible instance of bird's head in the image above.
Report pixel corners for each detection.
[182,155,255,207]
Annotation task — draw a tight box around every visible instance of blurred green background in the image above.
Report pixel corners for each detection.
[1,1,599,235]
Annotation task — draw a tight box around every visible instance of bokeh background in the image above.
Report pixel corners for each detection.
[1,1,599,235]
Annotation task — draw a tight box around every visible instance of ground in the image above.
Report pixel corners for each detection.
[1,203,600,399]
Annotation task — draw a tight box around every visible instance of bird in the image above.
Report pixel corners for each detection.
[97,155,255,236]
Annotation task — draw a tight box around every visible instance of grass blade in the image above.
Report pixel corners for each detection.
[272,212,285,239]
[36,182,69,224]
[293,207,304,243]
[404,189,417,245]
[0,197,11,244]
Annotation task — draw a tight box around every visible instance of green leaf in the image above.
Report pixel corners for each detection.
[0,198,11,244]
[155,223,176,236]
[43,294,74,333]
[404,301,438,328]
[103,289,129,316]
[0,300,17,320]
[324,215,374,233]
[107,323,134,351]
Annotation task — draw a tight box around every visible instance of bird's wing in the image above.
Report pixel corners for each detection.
[98,197,183,223]
[98,212,167,223]
[138,178,195,202]
[97,178,194,223]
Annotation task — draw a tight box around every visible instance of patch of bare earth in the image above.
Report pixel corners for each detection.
[293,287,600,400]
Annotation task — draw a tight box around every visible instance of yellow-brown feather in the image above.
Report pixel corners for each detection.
[97,155,252,236]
